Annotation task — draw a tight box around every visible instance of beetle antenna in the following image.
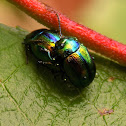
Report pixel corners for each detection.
[55,13,62,38]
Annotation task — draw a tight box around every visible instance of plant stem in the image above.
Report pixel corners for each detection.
[7,0,126,66]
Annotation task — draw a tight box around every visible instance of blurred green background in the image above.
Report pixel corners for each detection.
[0,0,126,44]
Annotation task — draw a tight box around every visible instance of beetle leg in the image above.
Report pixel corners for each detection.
[54,64,68,82]
[38,60,52,65]
[23,43,29,64]
[25,45,29,64]
[22,41,29,64]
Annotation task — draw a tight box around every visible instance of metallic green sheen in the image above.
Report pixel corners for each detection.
[30,42,55,62]
[24,29,60,62]
[63,44,96,87]
[55,37,80,58]
[24,29,96,88]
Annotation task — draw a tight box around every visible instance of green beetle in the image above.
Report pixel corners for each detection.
[24,14,96,88]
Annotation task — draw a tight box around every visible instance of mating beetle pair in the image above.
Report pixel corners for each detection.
[24,14,96,88]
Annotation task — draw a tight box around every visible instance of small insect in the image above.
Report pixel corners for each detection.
[24,13,96,88]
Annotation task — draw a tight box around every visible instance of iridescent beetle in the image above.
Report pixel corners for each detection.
[24,13,96,88]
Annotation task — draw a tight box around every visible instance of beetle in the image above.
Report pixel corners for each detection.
[24,13,96,88]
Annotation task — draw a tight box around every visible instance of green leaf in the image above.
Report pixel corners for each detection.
[0,23,126,126]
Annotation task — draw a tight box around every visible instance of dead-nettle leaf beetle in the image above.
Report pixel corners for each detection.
[24,13,96,88]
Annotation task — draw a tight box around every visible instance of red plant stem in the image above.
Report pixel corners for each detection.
[7,0,126,66]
